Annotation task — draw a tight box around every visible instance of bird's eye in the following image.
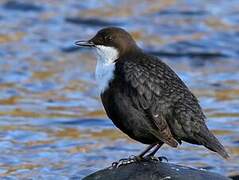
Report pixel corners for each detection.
[104,36,113,42]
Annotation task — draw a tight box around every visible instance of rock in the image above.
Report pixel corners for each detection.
[229,175,239,180]
[83,161,231,180]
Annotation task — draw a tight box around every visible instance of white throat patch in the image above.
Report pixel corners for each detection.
[95,45,119,92]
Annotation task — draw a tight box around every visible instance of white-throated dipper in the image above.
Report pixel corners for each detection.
[75,27,229,166]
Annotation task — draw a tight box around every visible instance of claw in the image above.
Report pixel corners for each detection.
[110,162,118,169]
[143,155,168,162]
[109,155,169,169]
[144,155,160,162]
[158,156,168,162]
[110,156,140,169]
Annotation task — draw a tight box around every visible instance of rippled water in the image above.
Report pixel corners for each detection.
[0,0,238,179]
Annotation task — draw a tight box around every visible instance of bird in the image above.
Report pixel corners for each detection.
[75,27,229,166]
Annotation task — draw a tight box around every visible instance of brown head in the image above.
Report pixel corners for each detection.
[75,27,140,58]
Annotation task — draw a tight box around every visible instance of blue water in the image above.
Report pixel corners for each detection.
[0,0,238,179]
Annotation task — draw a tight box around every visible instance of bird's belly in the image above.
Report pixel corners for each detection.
[101,90,158,144]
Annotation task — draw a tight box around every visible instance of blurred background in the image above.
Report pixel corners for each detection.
[0,0,238,179]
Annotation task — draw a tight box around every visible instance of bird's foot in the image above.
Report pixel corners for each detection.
[110,155,168,169]
[143,155,168,162]
[110,155,141,169]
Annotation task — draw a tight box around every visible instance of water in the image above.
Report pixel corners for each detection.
[0,0,238,179]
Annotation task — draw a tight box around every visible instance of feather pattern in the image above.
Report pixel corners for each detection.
[113,53,212,147]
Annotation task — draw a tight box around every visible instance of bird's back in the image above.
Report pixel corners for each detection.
[109,52,229,159]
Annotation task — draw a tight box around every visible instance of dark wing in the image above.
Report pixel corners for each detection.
[120,54,205,147]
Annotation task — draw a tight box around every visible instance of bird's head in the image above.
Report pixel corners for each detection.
[75,27,139,62]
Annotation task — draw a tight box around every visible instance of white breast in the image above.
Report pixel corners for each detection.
[95,45,119,92]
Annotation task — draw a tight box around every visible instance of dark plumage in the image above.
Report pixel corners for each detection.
[76,27,229,160]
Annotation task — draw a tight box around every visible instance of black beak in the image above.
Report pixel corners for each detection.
[75,40,95,47]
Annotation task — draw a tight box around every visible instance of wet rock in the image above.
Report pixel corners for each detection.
[83,161,231,180]
[65,17,122,27]
[3,0,43,12]
[230,174,239,180]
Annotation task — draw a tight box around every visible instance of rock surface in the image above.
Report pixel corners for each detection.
[83,161,231,180]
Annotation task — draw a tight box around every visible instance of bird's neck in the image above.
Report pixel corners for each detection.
[95,45,119,93]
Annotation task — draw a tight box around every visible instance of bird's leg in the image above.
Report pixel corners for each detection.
[110,144,156,168]
[144,143,168,162]
[137,144,157,159]
[146,144,161,156]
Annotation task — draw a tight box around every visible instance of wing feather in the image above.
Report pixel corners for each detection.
[116,54,222,154]
[121,56,182,147]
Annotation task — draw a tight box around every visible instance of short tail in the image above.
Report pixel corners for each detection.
[198,126,230,159]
